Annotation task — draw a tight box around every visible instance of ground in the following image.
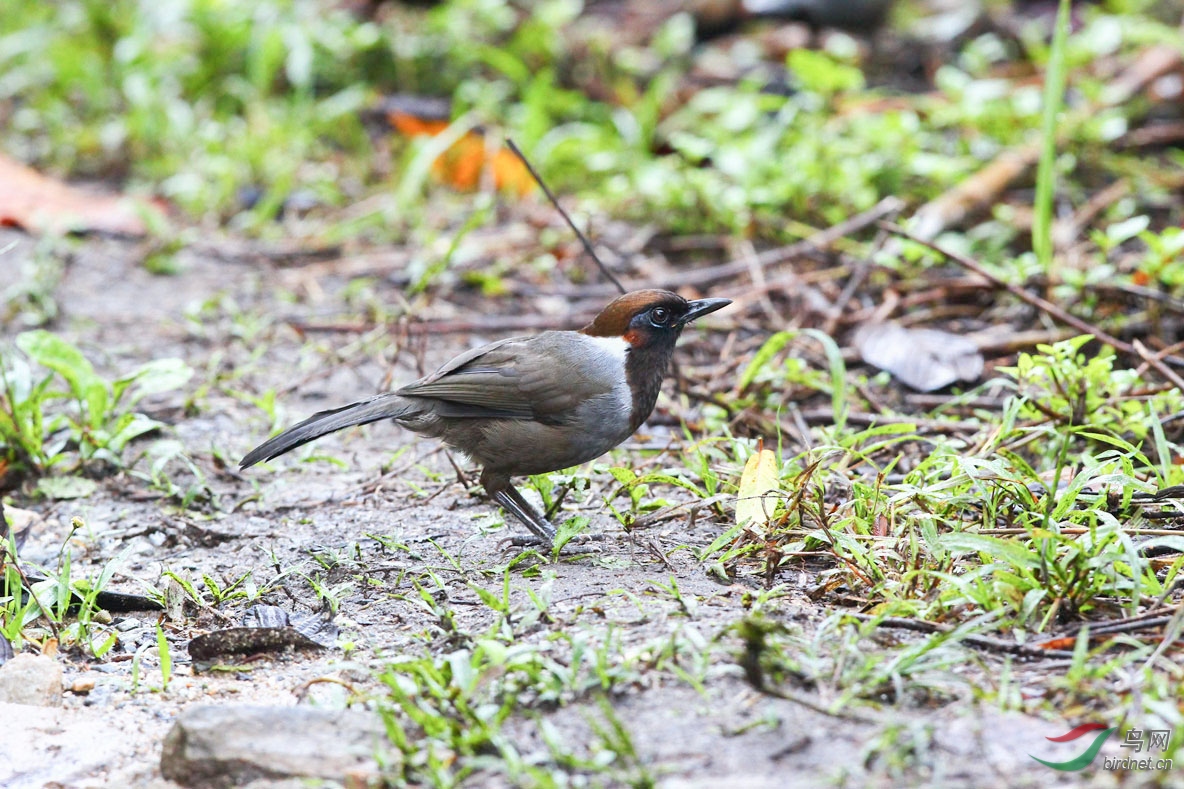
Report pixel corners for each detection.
[2,225,1166,789]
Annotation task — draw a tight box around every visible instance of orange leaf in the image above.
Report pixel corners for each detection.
[387,111,451,138]
[0,152,154,236]
[385,102,534,197]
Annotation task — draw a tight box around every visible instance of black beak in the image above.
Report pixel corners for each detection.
[679,297,731,326]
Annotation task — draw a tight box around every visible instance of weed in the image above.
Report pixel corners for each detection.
[551,698,657,788]
[1,238,67,329]
[734,609,974,714]
[0,516,129,656]
[162,568,261,610]
[0,330,192,478]
[131,439,216,510]
[377,619,654,786]
[156,623,173,692]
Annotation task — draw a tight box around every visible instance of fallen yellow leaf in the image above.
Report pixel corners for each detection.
[736,447,779,532]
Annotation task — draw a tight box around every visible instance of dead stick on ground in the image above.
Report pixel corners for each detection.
[1052,178,1130,251]
[880,222,1184,382]
[678,196,904,291]
[907,143,1041,243]
[842,612,1076,659]
[1133,339,1184,392]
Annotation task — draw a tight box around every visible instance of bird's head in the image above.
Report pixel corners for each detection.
[581,289,731,348]
[580,289,730,432]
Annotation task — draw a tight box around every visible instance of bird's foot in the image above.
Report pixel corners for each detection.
[499,531,605,551]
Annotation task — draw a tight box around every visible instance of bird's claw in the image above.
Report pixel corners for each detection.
[499,532,606,551]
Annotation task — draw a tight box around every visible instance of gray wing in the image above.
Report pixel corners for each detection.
[396,333,615,423]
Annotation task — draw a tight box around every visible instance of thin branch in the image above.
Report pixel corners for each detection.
[505,138,626,295]
[880,223,1184,381]
[843,612,1076,659]
[682,196,905,291]
[1133,339,1184,393]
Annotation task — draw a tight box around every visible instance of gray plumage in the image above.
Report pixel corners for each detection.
[240,332,633,477]
[240,290,730,545]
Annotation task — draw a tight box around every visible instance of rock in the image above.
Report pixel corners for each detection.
[82,682,118,708]
[160,704,397,788]
[0,653,62,706]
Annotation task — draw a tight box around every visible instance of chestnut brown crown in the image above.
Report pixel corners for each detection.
[581,289,731,348]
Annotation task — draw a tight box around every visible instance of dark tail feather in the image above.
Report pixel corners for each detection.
[240,393,419,468]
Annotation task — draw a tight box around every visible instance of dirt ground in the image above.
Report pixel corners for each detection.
[1,225,1155,789]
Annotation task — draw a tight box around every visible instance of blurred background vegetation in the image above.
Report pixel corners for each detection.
[1,0,1179,252]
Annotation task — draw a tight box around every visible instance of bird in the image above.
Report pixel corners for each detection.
[240,289,731,545]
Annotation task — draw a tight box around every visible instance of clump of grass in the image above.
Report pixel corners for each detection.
[0,330,192,482]
[375,567,669,786]
[699,334,1182,645]
[1,516,129,657]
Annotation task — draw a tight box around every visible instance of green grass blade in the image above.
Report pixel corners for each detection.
[1033,0,1072,274]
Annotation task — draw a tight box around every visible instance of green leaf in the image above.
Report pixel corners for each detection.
[608,467,637,486]
[157,624,172,688]
[468,582,505,613]
[115,358,193,408]
[16,330,103,401]
[107,413,163,451]
[699,522,744,561]
[83,381,109,429]
[938,532,1039,570]
[632,473,706,498]
[552,515,590,555]
[787,49,865,95]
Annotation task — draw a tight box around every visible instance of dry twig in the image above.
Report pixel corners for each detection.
[881,223,1184,384]
[843,612,1076,660]
[506,138,626,294]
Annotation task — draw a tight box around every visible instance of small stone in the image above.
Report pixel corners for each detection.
[160,704,398,787]
[0,653,63,706]
[91,661,127,673]
[69,677,96,694]
[116,617,143,632]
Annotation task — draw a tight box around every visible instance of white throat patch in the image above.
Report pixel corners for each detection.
[584,334,631,363]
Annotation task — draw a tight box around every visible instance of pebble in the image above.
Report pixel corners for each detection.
[116,617,144,632]
[69,677,96,694]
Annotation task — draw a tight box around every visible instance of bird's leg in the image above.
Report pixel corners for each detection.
[497,484,608,549]
[489,482,557,546]
[483,472,603,549]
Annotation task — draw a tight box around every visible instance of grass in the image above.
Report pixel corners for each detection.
[0,329,193,487]
[373,562,702,786]
[0,516,127,657]
[1032,0,1072,275]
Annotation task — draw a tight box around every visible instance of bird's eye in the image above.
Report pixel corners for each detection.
[650,307,670,326]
